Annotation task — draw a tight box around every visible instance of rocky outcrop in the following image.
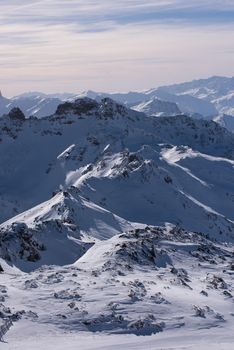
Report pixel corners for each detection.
[56,98,99,116]
[8,107,25,121]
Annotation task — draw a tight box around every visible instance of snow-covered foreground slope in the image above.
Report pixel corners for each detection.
[0,97,234,348]
[1,225,234,348]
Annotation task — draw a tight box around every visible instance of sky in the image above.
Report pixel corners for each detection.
[0,0,234,96]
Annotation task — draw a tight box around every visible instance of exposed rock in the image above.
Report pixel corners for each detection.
[8,107,25,121]
[56,98,99,116]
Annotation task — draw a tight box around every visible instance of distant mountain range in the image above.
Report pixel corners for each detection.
[1,76,234,132]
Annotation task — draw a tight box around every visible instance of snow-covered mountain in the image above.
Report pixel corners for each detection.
[75,88,217,118]
[0,93,65,119]
[132,97,181,116]
[0,96,234,348]
[1,76,234,127]
[146,88,218,118]
[0,98,234,234]
[0,189,132,271]
[160,76,234,116]
[2,91,182,119]
[72,76,234,126]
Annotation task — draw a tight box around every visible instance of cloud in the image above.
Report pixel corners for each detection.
[1,1,234,28]
[0,1,233,95]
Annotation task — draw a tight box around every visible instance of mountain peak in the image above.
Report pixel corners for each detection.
[8,107,26,121]
[55,97,99,116]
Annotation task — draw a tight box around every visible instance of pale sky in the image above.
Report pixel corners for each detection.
[0,0,234,97]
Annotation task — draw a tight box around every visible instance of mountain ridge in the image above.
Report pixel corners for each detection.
[1,76,234,123]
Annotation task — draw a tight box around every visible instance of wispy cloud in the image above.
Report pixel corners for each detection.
[0,1,233,95]
[1,1,234,28]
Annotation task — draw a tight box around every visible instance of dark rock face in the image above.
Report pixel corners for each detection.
[55,97,131,120]
[0,222,44,264]
[8,108,26,121]
[56,98,99,116]
[99,98,129,119]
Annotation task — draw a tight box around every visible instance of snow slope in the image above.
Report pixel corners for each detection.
[1,225,234,348]
[132,97,181,117]
[0,190,132,271]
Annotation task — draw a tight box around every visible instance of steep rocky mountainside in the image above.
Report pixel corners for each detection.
[0,98,234,236]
